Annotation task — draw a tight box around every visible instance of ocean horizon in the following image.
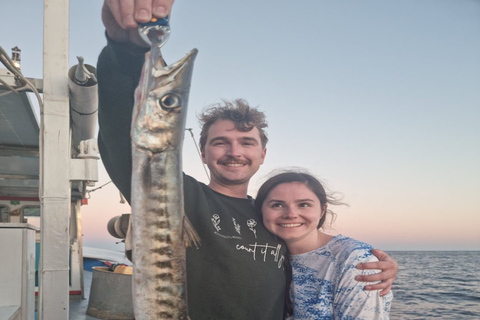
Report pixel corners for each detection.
[82,245,480,319]
[387,251,480,319]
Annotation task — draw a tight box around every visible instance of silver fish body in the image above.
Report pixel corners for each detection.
[130,48,198,320]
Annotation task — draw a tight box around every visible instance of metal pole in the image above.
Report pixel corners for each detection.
[38,0,70,318]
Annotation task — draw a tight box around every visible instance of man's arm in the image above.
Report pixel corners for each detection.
[334,248,393,319]
[97,1,175,256]
[97,0,174,203]
[355,249,398,296]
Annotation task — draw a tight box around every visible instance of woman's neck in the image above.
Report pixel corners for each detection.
[287,231,334,255]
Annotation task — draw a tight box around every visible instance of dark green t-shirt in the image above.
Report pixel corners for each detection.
[97,35,287,319]
[184,174,287,319]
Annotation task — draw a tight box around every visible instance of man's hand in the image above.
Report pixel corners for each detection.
[102,0,175,47]
[355,249,398,296]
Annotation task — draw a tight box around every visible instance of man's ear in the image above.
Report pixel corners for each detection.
[260,147,267,164]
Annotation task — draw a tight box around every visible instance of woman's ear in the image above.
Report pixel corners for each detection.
[322,203,328,216]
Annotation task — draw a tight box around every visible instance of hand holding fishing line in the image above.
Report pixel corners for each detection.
[102,0,174,47]
[138,17,171,48]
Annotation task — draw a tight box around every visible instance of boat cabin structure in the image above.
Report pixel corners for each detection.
[0,0,100,319]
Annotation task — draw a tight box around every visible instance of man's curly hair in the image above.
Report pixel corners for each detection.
[198,99,268,151]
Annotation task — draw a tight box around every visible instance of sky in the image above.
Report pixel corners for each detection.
[1,0,479,251]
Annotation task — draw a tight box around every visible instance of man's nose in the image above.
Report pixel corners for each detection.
[226,142,241,156]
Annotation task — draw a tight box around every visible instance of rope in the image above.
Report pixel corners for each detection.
[85,180,112,198]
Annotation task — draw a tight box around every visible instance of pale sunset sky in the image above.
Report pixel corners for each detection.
[1,0,479,251]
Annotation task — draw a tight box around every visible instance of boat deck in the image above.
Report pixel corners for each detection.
[69,271,99,320]
[34,271,100,320]
[35,270,126,320]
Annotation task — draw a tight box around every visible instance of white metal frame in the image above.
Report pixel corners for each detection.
[35,1,99,318]
[38,0,71,318]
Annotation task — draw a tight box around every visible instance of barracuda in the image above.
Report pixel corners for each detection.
[130,46,199,320]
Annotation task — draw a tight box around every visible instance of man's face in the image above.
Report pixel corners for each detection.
[202,120,267,189]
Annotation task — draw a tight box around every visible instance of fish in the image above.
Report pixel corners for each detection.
[130,46,199,320]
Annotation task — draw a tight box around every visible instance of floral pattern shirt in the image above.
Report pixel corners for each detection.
[289,235,393,320]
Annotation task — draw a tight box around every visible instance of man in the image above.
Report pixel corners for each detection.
[97,1,397,319]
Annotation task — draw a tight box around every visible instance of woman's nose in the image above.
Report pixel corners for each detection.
[283,207,298,219]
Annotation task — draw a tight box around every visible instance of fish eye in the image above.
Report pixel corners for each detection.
[159,93,181,110]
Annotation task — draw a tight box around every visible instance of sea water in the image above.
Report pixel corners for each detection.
[388,251,480,319]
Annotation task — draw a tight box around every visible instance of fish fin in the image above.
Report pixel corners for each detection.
[183,216,201,248]
[125,215,133,262]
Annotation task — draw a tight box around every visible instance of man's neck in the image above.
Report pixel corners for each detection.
[208,182,249,199]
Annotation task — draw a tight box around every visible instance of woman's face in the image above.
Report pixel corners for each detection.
[261,182,323,248]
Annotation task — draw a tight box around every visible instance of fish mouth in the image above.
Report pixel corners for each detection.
[153,48,198,78]
[165,48,198,70]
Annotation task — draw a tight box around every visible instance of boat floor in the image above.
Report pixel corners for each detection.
[69,270,99,320]
[35,271,101,320]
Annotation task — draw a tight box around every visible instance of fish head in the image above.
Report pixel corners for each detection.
[132,49,198,153]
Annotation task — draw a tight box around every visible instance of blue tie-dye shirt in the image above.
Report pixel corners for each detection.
[288,235,393,320]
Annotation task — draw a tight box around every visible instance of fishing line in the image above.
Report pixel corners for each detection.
[85,128,210,203]
[186,128,210,180]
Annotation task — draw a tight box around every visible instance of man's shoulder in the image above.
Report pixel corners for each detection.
[183,173,207,186]
[183,174,230,205]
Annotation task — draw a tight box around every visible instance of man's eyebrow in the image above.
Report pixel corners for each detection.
[208,136,228,144]
[239,137,260,143]
[208,136,260,144]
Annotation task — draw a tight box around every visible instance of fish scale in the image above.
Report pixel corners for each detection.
[130,47,199,319]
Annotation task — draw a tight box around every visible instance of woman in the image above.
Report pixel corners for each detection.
[255,170,393,319]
